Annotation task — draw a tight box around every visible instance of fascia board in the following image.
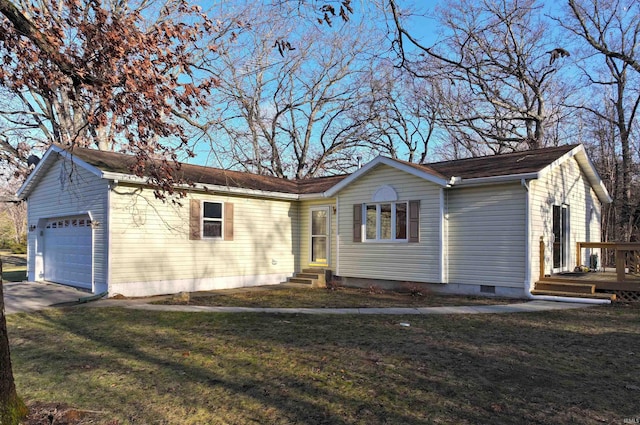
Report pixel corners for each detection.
[104,172,300,200]
[573,147,613,204]
[538,145,612,204]
[324,156,448,197]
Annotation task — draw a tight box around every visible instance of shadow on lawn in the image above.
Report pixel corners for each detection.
[9,304,640,424]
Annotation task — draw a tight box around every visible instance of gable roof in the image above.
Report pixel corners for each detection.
[325,144,610,204]
[18,145,348,199]
[18,144,611,204]
[428,145,578,179]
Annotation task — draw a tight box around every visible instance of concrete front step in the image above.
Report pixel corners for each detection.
[530,289,616,301]
[302,268,326,275]
[285,268,328,288]
[535,281,596,294]
[296,273,321,280]
[288,277,314,285]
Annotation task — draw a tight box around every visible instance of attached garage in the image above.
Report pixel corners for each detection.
[42,215,93,290]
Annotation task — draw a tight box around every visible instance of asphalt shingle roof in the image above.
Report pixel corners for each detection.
[63,144,579,195]
[66,146,348,194]
[427,145,578,179]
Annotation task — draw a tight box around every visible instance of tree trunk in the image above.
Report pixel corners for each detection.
[0,259,28,424]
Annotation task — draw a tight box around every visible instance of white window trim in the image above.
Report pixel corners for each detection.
[202,201,224,239]
[364,201,409,243]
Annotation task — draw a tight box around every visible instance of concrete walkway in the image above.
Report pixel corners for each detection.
[93,299,589,315]
[4,281,592,315]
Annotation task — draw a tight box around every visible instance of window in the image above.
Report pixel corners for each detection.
[189,199,234,241]
[364,202,408,241]
[354,201,419,243]
[203,202,223,238]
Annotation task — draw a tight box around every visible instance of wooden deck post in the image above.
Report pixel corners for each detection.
[576,242,581,267]
[616,249,625,282]
[539,237,545,280]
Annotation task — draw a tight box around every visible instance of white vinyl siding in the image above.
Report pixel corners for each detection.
[446,183,526,288]
[25,157,109,293]
[337,164,441,283]
[530,157,601,287]
[109,185,298,295]
[298,200,337,271]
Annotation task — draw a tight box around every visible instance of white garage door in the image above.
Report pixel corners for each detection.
[43,216,93,289]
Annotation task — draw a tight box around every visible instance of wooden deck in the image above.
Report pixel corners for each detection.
[535,240,640,301]
[540,270,640,292]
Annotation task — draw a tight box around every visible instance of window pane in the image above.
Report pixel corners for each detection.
[203,221,222,237]
[396,203,407,239]
[311,236,327,262]
[311,210,327,235]
[380,204,391,239]
[366,205,377,239]
[204,202,222,219]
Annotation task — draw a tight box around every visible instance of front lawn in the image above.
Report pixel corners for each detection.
[6,303,640,424]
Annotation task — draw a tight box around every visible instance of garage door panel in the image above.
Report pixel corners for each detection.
[43,216,92,289]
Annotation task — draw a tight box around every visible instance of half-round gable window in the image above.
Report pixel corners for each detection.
[372,185,398,202]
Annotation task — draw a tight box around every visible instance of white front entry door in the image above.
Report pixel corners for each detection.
[310,207,330,266]
[43,216,93,289]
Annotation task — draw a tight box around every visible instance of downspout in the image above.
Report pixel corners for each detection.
[440,187,446,283]
[521,179,610,305]
[336,195,340,277]
[106,180,116,297]
[522,179,531,293]
[88,210,96,294]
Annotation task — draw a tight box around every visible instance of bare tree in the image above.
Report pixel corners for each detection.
[201,4,385,178]
[357,61,440,163]
[559,0,640,241]
[387,0,573,153]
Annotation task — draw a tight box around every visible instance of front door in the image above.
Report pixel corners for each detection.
[552,204,569,273]
[310,207,330,266]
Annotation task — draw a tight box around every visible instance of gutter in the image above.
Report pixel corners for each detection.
[101,171,302,200]
[449,172,539,187]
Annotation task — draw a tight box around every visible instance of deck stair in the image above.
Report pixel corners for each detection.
[286,268,326,288]
[533,280,616,301]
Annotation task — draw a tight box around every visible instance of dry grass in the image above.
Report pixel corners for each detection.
[155,286,521,308]
[6,302,640,424]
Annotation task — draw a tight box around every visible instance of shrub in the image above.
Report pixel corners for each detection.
[367,285,385,294]
[326,280,342,291]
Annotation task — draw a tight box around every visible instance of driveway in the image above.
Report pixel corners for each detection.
[2,282,89,314]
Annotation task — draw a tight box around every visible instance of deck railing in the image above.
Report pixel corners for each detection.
[576,242,640,283]
[539,238,640,284]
